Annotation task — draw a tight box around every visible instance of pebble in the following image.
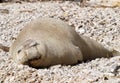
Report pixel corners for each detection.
[0,1,120,83]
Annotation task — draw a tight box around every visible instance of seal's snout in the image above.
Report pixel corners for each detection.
[15,39,38,63]
[15,39,46,67]
[16,45,42,65]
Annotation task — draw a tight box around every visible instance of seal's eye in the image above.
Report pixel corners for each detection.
[18,49,21,54]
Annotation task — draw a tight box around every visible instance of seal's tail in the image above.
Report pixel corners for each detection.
[0,43,9,52]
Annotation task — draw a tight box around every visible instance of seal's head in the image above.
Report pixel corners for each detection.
[14,39,46,68]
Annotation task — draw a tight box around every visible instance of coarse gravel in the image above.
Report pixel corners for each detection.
[0,1,120,83]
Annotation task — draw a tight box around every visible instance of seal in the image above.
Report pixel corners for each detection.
[6,18,119,68]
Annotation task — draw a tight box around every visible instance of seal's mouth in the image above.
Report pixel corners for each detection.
[23,56,41,66]
[29,56,41,62]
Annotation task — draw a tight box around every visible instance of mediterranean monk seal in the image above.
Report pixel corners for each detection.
[0,18,119,68]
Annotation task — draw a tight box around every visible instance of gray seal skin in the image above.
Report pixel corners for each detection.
[9,18,114,68]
